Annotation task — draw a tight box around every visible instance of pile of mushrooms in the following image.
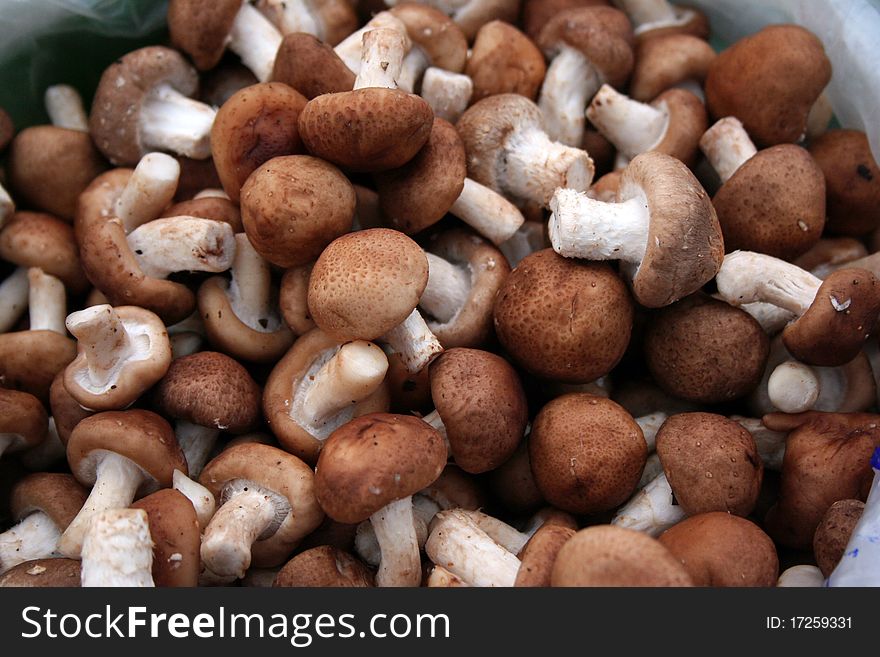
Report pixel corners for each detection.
[2,0,880,589]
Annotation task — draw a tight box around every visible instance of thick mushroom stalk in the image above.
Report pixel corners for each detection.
[27,268,66,335]
[227,233,275,332]
[44,84,89,131]
[461,510,532,554]
[611,472,685,537]
[353,28,408,90]
[421,253,470,324]
[371,496,421,587]
[115,153,181,233]
[540,47,601,146]
[699,116,758,184]
[449,179,525,246]
[0,513,62,574]
[228,2,283,83]
[65,305,146,390]
[421,68,472,123]
[382,309,444,373]
[586,85,671,158]
[356,495,436,566]
[126,217,236,279]
[80,508,154,587]
[768,361,820,413]
[200,480,290,579]
[333,12,406,74]
[173,469,216,532]
[257,0,320,36]
[139,83,217,159]
[715,251,822,315]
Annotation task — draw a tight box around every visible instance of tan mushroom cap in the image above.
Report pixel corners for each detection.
[0,331,76,405]
[274,546,374,587]
[656,412,763,517]
[530,393,646,514]
[783,268,880,367]
[0,211,88,292]
[645,88,708,167]
[153,351,261,433]
[523,0,619,39]
[271,33,355,100]
[279,263,315,337]
[644,294,769,404]
[813,499,864,577]
[418,463,487,511]
[132,488,201,587]
[430,348,526,473]
[0,107,12,151]
[199,443,325,566]
[493,249,633,383]
[161,196,243,233]
[514,524,576,587]
[212,83,308,202]
[0,389,48,454]
[298,88,433,173]
[809,130,880,237]
[308,228,429,342]
[168,0,243,71]
[7,126,107,221]
[389,4,468,72]
[552,525,694,586]
[49,370,91,446]
[0,558,81,587]
[10,473,87,531]
[630,33,716,102]
[658,512,779,587]
[793,237,867,274]
[467,21,546,102]
[240,155,355,268]
[314,413,447,524]
[705,25,831,147]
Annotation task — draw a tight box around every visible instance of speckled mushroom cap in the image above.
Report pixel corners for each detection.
[240,155,355,268]
[67,410,187,493]
[705,25,831,147]
[375,118,466,236]
[430,348,527,474]
[658,512,779,587]
[514,524,576,587]
[199,443,325,566]
[314,413,447,524]
[523,0,618,39]
[271,33,355,99]
[551,525,694,586]
[0,559,81,587]
[629,33,716,102]
[389,4,468,72]
[0,389,48,454]
[712,144,825,260]
[809,130,880,236]
[168,0,243,70]
[782,268,880,367]
[0,211,88,292]
[0,331,76,405]
[493,249,633,383]
[211,83,308,202]
[274,546,374,587]
[153,351,261,433]
[89,46,203,165]
[132,488,201,587]
[10,473,87,531]
[466,21,546,102]
[308,228,429,342]
[49,371,91,446]
[813,499,864,577]
[644,293,769,404]
[529,394,647,514]
[656,412,763,517]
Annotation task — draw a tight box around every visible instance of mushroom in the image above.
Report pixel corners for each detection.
[522,0,608,39]
[273,546,374,587]
[493,248,633,383]
[699,116,825,260]
[813,499,864,578]
[457,93,594,207]
[715,251,880,367]
[419,68,472,123]
[549,151,723,308]
[731,416,787,474]
[514,524,576,587]
[613,0,708,42]
[112,153,182,234]
[777,564,824,588]
[172,469,217,533]
[466,20,546,103]
[629,33,716,102]
[794,237,869,279]
[131,489,201,587]
[0,559,81,588]
[279,264,316,338]
[255,0,357,45]
[49,371,92,447]
[426,566,468,587]
[0,212,88,293]
[315,413,446,586]
[80,508,154,587]
[59,409,187,558]
[271,32,356,99]
[387,0,519,42]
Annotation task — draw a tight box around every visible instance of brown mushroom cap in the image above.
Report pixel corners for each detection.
[551,525,694,586]
[10,472,87,531]
[705,25,831,147]
[793,237,867,274]
[808,130,880,237]
[493,249,633,383]
[211,83,308,202]
[644,293,769,404]
[389,4,468,72]
[0,211,88,292]
[430,348,527,473]
[418,463,487,511]
[314,413,447,524]
[656,412,763,517]
[813,499,864,577]
[466,21,547,103]
[489,439,545,514]
[274,546,374,587]
[279,263,316,337]
[49,370,92,446]
[0,389,48,454]
[782,268,880,367]
[514,524,576,587]
[647,88,708,167]
[240,155,355,268]
[168,0,243,71]
[308,228,429,342]
[161,196,244,232]
[629,33,716,102]
[658,512,779,587]
[0,558,81,587]
[153,351,261,433]
[523,0,618,39]
[0,331,76,405]
[271,33,355,99]
[132,488,201,587]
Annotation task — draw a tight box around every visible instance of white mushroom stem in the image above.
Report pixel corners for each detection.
[732,416,786,472]
[20,418,67,471]
[420,68,472,123]
[777,564,825,587]
[540,47,602,146]
[356,495,435,566]
[81,508,154,587]
[228,233,272,330]
[611,472,685,537]
[173,469,216,532]
[0,267,30,333]
[450,178,526,245]
[425,509,520,587]
[0,512,62,574]
[499,221,545,268]
[635,411,667,452]
[460,510,530,554]
[371,496,422,587]
[334,12,406,74]
[256,0,321,37]
[139,83,216,160]
[127,217,236,279]
[65,305,137,389]
[586,84,668,158]
[193,188,230,200]
[228,1,284,83]
[58,452,148,558]
[398,47,430,94]
[549,187,649,262]
[715,251,822,316]
[0,181,14,231]
[699,116,758,184]
[115,153,181,233]
[382,309,444,373]
[353,28,408,90]
[27,268,66,335]
[44,84,89,131]
[637,452,664,489]
[768,361,820,414]
[427,565,469,587]
[176,421,220,479]
[738,301,796,335]
[421,253,471,324]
